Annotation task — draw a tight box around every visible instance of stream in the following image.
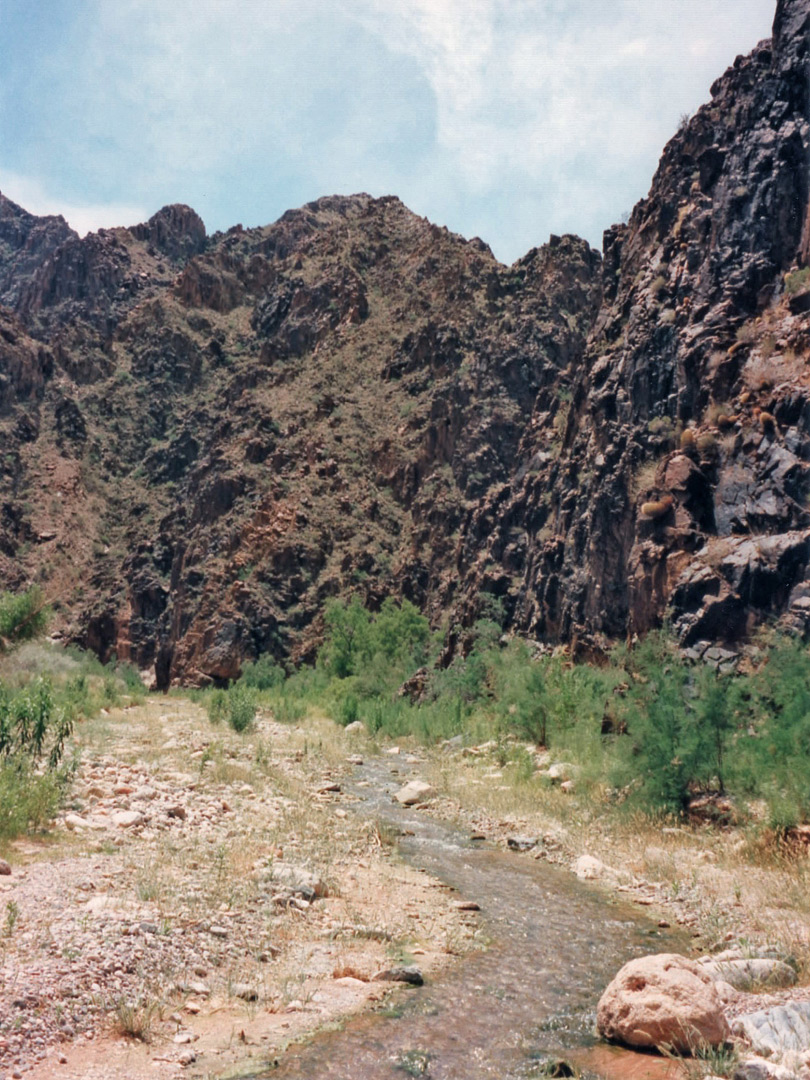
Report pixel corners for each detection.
[256,755,688,1079]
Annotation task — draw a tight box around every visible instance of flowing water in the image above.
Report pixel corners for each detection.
[257,757,687,1080]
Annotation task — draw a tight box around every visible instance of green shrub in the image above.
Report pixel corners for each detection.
[206,688,228,725]
[338,692,359,726]
[113,662,146,695]
[0,759,63,841]
[785,267,810,296]
[273,695,306,724]
[372,598,429,665]
[732,636,810,828]
[319,596,429,680]
[0,588,49,650]
[240,654,285,691]
[226,684,256,733]
[0,675,74,843]
[320,596,372,678]
[0,677,73,769]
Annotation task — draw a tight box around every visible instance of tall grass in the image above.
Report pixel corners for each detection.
[0,590,148,845]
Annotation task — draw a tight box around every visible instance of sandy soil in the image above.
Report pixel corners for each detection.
[0,699,475,1080]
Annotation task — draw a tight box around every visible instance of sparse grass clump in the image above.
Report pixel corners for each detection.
[784,267,810,296]
[112,993,162,1041]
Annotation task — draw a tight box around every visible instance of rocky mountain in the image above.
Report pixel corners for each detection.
[0,0,807,684]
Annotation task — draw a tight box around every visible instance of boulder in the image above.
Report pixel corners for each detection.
[507,836,538,851]
[702,958,796,991]
[266,863,327,900]
[547,762,577,783]
[732,1002,810,1058]
[394,780,433,806]
[597,953,730,1053]
[733,1055,806,1080]
[574,855,606,880]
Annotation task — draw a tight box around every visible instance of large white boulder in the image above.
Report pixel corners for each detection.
[597,953,729,1053]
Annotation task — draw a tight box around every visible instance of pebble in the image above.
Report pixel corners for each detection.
[0,861,10,876]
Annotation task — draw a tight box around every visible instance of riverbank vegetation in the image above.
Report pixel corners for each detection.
[0,588,146,842]
[209,597,810,836]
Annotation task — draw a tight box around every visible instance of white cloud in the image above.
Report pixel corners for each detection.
[0,0,776,262]
[0,169,149,237]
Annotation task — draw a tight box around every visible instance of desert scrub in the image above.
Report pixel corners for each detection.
[0,678,74,842]
[0,587,49,651]
[784,267,810,296]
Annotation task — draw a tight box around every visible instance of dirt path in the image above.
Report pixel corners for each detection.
[0,699,474,1079]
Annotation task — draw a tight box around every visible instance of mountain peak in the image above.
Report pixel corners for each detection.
[129,204,207,262]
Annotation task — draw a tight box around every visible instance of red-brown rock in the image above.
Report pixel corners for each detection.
[597,953,730,1054]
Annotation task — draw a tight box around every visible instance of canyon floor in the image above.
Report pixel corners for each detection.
[2,698,810,1080]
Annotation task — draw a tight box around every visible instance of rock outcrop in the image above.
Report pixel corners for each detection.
[0,0,807,682]
[458,0,810,656]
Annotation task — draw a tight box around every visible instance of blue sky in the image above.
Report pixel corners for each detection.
[0,0,776,264]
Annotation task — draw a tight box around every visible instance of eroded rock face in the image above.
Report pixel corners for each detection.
[458,0,810,655]
[596,953,730,1053]
[0,1,808,681]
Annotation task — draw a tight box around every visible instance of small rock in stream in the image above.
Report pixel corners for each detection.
[507,836,538,851]
[394,780,433,806]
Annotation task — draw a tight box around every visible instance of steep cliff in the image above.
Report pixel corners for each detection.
[0,194,600,683]
[455,0,810,660]
[0,0,807,682]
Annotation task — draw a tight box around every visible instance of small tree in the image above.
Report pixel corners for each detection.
[370,598,429,668]
[320,596,372,678]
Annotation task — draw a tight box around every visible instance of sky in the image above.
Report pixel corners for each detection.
[0,0,776,265]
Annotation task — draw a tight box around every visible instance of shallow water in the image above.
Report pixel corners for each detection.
[256,757,687,1079]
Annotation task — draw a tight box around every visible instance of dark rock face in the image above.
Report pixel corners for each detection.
[129,204,207,262]
[0,193,76,309]
[458,0,810,655]
[0,0,808,681]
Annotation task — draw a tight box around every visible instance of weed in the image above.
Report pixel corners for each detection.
[4,900,19,937]
[112,993,161,1041]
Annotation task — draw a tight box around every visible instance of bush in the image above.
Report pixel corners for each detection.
[0,677,73,770]
[320,596,372,678]
[732,636,810,828]
[0,588,49,650]
[0,676,74,842]
[784,267,810,296]
[0,759,63,842]
[338,692,359,727]
[226,684,256,733]
[240,654,285,691]
[206,688,228,725]
[319,596,429,680]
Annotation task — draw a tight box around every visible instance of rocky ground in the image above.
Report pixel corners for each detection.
[416,738,810,1079]
[0,699,476,1080]
[4,704,810,1079]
